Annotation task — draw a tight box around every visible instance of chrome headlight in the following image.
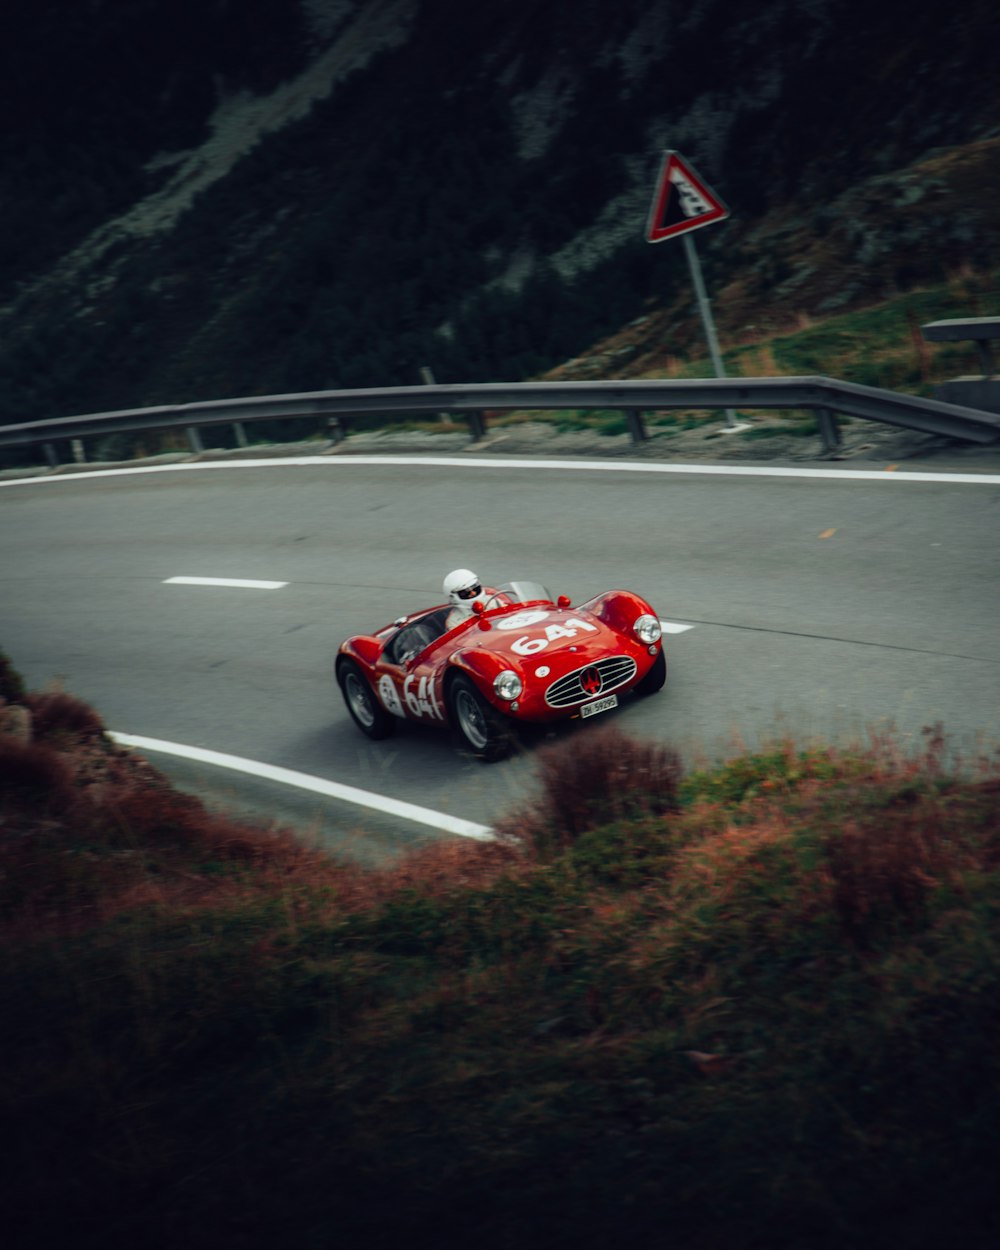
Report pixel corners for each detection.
[634,614,662,645]
[493,670,523,701]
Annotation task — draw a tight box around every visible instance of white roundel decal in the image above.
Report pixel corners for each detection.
[536,666,551,677]
[377,674,404,718]
[495,610,550,631]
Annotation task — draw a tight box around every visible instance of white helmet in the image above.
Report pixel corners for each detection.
[443,568,484,614]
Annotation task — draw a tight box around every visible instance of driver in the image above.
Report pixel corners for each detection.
[443,568,489,629]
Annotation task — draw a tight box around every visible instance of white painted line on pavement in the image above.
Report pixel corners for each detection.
[660,620,694,634]
[109,732,496,842]
[164,576,288,589]
[5,455,1000,486]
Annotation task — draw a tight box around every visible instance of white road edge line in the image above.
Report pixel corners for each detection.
[108,732,496,842]
[164,576,288,589]
[4,455,1000,486]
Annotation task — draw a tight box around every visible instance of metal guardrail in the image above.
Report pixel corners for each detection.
[922,317,1000,375]
[921,318,1000,417]
[2,375,1000,465]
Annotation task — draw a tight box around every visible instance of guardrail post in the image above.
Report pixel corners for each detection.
[327,416,349,443]
[921,317,1000,415]
[624,409,648,443]
[420,365,450,424]
[816,407,842,452]
[186,427,204,454]
[43,442,59,468]
[233,423,249,448]
[71,438,86,464]
[466,411,486,441]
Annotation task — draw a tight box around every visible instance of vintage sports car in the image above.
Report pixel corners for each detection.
[336,580,665,760]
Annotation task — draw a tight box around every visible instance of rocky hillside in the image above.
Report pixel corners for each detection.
[1,0,997,425]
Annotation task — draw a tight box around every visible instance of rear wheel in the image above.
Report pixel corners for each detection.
[635,649,666,696]
[338,660,396,740]
[447,674,515,762]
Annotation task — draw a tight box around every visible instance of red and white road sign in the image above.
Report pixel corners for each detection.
[646,150,729,243]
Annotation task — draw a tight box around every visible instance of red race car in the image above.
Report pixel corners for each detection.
[336,580,666,760]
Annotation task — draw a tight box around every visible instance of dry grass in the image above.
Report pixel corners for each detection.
[3,661,1000,1250]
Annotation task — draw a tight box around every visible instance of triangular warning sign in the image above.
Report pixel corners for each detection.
[646,150,729,243]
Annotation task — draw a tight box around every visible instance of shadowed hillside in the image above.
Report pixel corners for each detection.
[0,0,997,429]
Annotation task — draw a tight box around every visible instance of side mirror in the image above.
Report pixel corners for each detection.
[472,601,485,614]
[557,594,571,609]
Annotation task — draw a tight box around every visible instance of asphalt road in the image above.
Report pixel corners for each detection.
[3,455,999,858]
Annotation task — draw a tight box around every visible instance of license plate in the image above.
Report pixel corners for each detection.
[580,693,618,719]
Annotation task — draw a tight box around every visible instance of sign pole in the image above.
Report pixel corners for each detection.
[682,233,739,430]
[646,150,748,434]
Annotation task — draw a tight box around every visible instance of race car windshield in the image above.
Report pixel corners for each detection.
[491,581,553,606]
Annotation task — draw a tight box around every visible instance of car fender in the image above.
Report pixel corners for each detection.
[577,589,658,638]
[445,647,517,700]
[337,636,382,675]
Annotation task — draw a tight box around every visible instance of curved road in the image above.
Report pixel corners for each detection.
[2,455,999,857]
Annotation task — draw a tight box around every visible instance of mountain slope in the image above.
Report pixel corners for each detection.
[1,0,997,425]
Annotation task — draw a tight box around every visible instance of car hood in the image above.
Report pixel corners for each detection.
[458,604,628,668]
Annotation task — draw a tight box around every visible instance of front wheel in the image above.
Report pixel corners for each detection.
[447,674,516,762]
[634,649,666,696]
[338,659,396,740]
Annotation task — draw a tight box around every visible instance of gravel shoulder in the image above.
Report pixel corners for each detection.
[334,414,1000,473]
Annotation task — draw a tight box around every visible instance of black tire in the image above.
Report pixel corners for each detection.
[634,648,667,696]
[338,659,396,740]
[447,673,516,762]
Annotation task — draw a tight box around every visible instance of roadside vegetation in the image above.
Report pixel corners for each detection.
[3,650,999,1249]
[332,263,997,446]
[490,263,998,442]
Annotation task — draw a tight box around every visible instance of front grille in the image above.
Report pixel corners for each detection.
[544,655,637,708]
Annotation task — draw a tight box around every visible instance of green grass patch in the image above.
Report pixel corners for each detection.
[720,275,998,396]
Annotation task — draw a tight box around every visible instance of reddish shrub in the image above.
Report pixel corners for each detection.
[823,805,974,948]
[26,691,106,743]
[499,727,683,856]
[105,782,329,873]
[108,784,231,846]
[0,738,78,816]
[0,650,27,705]
[380,837,524,898]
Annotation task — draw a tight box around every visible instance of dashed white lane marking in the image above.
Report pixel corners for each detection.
[109,732,496,842]
[5,455,1000,486]
[660,620,694,634]
[165,576,288,589]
